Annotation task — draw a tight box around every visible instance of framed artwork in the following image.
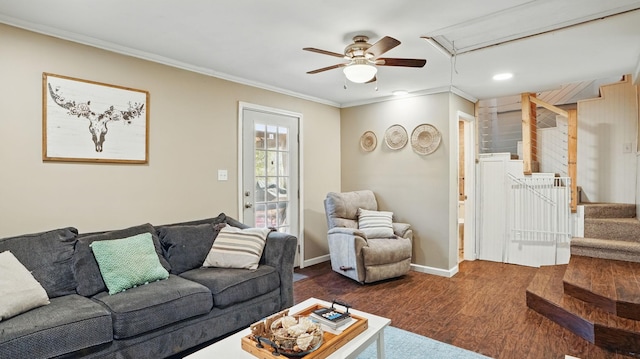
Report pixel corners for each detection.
[42,73,149,163]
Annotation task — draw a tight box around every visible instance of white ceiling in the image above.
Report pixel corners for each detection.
[1,0,639,107]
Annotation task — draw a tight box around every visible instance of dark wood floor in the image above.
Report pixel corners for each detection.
[293,260,637,359]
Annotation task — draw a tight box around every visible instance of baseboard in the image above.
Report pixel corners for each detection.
[411,263,459,278]
[301,256,460,278]
[302,254,330,268]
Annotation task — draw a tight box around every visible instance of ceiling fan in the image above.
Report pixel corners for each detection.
[303,35,427,83]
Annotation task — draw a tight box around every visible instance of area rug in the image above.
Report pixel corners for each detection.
[356,326,491,359]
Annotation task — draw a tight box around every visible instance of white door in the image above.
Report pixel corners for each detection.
[239,103,300,263]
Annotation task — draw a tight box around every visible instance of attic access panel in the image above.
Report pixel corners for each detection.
[426,0,640,55]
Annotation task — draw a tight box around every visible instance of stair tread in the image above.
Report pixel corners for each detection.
[528,264,640,332]
[562,256,640,321]
[564,256,617,299]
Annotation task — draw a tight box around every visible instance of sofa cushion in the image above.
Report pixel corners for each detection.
[90,233,170,294]
[91,275,212,339]
[157,223,219,275]
[362,237,412,265]
[0,294,112,359]
[180,265,280,308]
[0,251,50,321]
[0,227,78,298]
[74,223,171,297]
[203,226,271,270]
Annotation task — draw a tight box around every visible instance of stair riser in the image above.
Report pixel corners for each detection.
[526,290,594,342]
[584,219,640,241]
[583,205,636,219]
[618,302,640,321]
[594,325,640,353]
[563,282,616,313]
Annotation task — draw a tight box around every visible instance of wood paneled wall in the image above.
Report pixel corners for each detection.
[577,76,638,203]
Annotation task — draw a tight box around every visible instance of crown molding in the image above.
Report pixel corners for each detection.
[0,16,341,108]
[340,85,478,108]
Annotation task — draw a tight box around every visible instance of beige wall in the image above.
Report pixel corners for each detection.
[340,93,474,271]
[0,24,341,262]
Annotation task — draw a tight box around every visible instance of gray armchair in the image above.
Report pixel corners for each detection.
[323,190,412,283]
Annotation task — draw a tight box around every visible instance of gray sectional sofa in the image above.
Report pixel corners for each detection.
[0,213,297,358]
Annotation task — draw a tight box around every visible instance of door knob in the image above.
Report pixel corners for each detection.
[245,202,253,208]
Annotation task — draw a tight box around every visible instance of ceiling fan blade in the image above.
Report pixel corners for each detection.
[367,36,401,58]
[303,47,345,58]
[376,58,427,68]
[306,63,346,74]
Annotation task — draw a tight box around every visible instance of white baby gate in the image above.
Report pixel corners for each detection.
[505,174,572,267]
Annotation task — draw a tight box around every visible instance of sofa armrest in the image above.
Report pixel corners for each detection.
[393,222,412,239]
[260,231,297,310]
[328,227,367,239]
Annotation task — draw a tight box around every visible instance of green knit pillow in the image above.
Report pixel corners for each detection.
[90,233,169,295]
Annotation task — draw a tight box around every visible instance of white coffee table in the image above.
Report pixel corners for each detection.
[184,297,390,359]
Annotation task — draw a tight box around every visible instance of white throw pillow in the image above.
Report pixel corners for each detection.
[358,208,395,238]
[203,226,271,270]
[0,251,50,321]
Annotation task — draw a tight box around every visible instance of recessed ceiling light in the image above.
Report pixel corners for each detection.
[493,73,513,81]
[393,90,409,96]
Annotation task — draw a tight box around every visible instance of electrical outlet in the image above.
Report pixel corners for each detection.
[217,169,228,181]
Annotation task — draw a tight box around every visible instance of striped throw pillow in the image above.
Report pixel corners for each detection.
[358,208,395,238]
[203,226,271,270]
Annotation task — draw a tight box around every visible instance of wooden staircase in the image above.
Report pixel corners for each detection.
[526,256,640,354]
[526,203,640,355]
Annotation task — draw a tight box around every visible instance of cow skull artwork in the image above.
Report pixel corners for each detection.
[47,83,145,152]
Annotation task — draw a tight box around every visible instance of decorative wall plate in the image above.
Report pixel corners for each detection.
[384,124,408,150]
[411,124,441,155]
[360,131,377,152]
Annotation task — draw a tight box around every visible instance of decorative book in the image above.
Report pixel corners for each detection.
[310,300,352,329]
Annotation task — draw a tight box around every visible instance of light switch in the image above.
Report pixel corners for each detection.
[217,169,228,181]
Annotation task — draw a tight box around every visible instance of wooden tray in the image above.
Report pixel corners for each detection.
[241,304,368,359]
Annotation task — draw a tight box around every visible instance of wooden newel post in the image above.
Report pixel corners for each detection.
[522,93,531,174]
[521,93,536,175]
[568,109,578,212]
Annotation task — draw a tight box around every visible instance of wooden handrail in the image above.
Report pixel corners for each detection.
[530,97,569,118]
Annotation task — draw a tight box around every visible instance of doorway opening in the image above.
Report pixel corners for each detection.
[458,111,476,262]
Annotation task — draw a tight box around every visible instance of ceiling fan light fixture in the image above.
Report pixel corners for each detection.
[343,63,377,83]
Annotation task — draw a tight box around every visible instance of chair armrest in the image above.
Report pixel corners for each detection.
[260,231,297,309]
[328,227,367,239]
[393,222,411,238]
